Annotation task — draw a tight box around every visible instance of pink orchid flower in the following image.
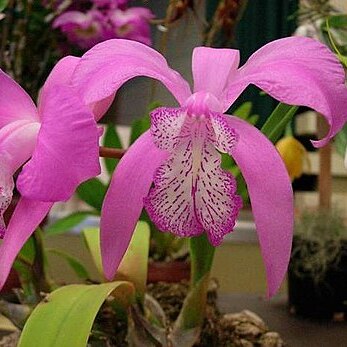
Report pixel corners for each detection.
[0,57,101,290]
[108,7,154,46]
[93,0,128,9]
[53,10,109,49]
[72,37,347,297]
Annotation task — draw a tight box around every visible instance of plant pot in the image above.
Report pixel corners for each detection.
[147,261,190,283]
[288,237,347,320]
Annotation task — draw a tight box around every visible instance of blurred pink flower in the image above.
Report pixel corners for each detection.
[53,10,109,49]
[54,5,153,49]
[93,0,128,9]
[109,7,154,45]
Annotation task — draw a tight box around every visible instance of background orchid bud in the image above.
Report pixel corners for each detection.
[276,136,309,181]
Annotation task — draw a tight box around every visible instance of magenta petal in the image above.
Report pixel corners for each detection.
[223,115,294,297]
[192,47,239,109]
[0,70,39,128]
[101,130,168,280]
[73,39,192,106]
[17,86,100,202]
[53,11,90,28]
[90,94,115,122]
[39,56,113,121]
[0,198,52,291]
[0,120,39,174]
[38,56,80,107]
[225,37,347,146]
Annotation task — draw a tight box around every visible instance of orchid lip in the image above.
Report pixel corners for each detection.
[0,174,14,239]
[145,107,241,245]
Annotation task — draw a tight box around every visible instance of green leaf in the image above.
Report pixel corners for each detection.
[233,101,252,119]
[103,124,123,174]
[83,227,103,277]
[77,178,107,212]
[261,103,298,143]
[130,101,161,145]
[13,237,37,301]
[44,212,93,236]
[325,14,347,29]
[116,221,150,299]
[18,281,135,347]
[170,236,215,345]
[0,0,9,12]
[46,248,90,280]
[248,114,259,126]
[335,124,347,158]
[130,115,151,145]
[170,274,210,347]
[189,234,215,285]
[83,222,151,299]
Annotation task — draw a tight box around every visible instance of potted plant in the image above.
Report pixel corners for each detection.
[288,209,347,320]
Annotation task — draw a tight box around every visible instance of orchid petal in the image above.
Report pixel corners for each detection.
[0,121,39,234]
[0,120,39,174]
[101,131,168,280]
[53,11,91,29]
[39,56,114,121]
[223,115,294,297]
[225,37,347,147]
[0,70,39,127]
[17,86,100,202]
[38,56,80,107]
[192,47,239,106]
[72,39,192,107]
[0,198,53,291]
[90,94,115,122]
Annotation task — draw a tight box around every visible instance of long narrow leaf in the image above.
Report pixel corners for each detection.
[45,211,94,236]
[116,221,150,299]
[46,248,90,280]
[0,0,9,12]
[83,222,150,299]
[83,227,103,277]
[77,178,107,212]
[261,103,298,143]
[18,281,135,347]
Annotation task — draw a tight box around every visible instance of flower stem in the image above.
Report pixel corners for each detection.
[99,146,125,159]
[190,234,215,286]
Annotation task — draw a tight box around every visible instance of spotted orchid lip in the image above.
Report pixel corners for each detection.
[144,106,242,246]
[0,175,14,239]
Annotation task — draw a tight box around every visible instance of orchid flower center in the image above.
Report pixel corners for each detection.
[144,92,242,245]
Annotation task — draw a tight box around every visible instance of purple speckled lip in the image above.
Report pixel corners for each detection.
[144,100,242,246]
[0,184,13,239]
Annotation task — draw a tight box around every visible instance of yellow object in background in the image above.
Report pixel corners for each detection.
[276,136,309,181]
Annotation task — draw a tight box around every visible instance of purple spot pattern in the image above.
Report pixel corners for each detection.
[145,107,242,246]
[150,107,187,150]
[0,187,12,239]
[0,174,14,239]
